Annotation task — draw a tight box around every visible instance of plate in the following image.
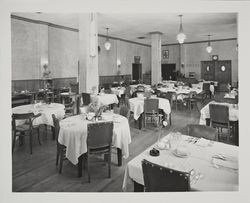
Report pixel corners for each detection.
[172,149,189,158]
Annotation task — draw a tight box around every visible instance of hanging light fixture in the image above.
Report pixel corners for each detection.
[176,14,186,44]
[104,28,111,50]
[206,34,213,53]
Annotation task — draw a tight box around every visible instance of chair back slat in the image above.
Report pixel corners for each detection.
[144,98,159,113]
[142,159,190,192]
[87,122,113,149]
[209,104,229,123]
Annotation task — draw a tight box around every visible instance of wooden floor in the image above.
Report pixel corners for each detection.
[12,93,237,192]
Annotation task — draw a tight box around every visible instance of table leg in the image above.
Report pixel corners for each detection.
[78,154,84,177]
[117,148,122,166]
[52,126,55,140]
[134,181,144,192]
[138,114,143,130]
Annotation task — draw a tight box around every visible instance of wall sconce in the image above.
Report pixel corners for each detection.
[117,59,121,68]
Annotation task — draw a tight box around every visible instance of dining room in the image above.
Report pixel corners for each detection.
[2,1,250,200]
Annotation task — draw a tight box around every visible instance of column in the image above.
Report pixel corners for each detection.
[150,32,162,85]
[78,13,99,94]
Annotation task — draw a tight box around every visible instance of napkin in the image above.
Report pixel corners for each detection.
[212,158,238,170]
[195,138,210,147]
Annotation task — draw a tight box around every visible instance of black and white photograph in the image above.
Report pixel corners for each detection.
[1,0,250,202]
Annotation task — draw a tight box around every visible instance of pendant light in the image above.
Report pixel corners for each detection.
[104,28,111,50]
[206,34,212,53]
[176,15,186,44]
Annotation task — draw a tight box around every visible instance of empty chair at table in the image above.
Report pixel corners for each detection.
[209,104,231,142]
[12,112,42,154]
[184,91,199,111]
[84,121,113,182]
[52,114,66,173]
[144,98,162,128]
[203,83,211,99]
[142,159,190,192]
[180,124,217,141]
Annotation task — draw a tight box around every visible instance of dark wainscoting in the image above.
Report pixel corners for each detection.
[99,74,131,86]
[12,77,77,92]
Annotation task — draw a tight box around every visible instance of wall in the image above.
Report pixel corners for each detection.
[98,36,151,76]
[162,39,238,83]
[11,18,41,80]
[183,40,238,82]
[48,27,78,79]
[161,44,181,71]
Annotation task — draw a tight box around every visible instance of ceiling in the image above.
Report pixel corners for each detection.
[12,12,237,45]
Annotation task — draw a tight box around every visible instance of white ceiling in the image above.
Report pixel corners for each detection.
[12,12,237,45]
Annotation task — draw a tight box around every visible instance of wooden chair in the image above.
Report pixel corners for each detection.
[203,83,211,99]
[85,121,113,182]
[142,159,190,192]
[52,114,66,173]
[64,96,75,117]
[209,104,231,142]
[158,92,173,125]
[144,98,162,128]
[184,91,199,111]
[184,124,217,141]
[12,112,42,154]
[82,93,91,106]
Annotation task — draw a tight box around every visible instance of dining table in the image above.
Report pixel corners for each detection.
[58,111,132,177]
[91,93,119,106]
[12,102,65,127]
[111,87,126,98]
[129,84,152,95]
[129,96,171,129]
[199,101,239,125]
[122,132,238,192]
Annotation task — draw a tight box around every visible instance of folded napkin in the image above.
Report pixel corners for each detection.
[212,158,238,170]
[195,138,210,147]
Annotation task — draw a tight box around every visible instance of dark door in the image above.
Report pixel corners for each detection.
[161,64,176,80]
[201,61,215,81]
[132,63,142,81]
[215,60,232,84]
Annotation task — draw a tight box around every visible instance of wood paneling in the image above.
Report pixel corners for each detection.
[12,77,77,92]
[99,75,131,86]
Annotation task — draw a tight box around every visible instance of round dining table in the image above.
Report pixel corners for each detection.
[58,111,131,176]
[12,103,65,127]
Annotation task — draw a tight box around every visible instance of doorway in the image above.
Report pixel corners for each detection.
[132,63,142,81]
[161,64,176,80]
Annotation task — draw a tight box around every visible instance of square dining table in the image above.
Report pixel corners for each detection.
[122,132,238,192]
[58,111,131,177]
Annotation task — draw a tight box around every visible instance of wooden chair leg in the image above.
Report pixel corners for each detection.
[37,127,41,145]
[29,131,33,154]
[108,149,111,178]
[59,148,64,173]
[12,132,17,154]
[87,153,90,183]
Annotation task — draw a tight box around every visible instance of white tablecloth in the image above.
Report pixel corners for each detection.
[58,112,131,165]
[111,87,125,97]
[122,133,238,191]
[158,86,203,95]
[12,103,65,126]
[91,93,119,106]
[129,97,171,120]
[199,101,239,125]
[130,84,152,94]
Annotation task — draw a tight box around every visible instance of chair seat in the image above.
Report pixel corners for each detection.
[89,146,110,154]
